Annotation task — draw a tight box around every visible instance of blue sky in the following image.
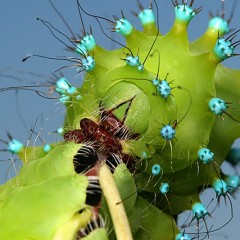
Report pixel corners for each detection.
[0,1,239,239]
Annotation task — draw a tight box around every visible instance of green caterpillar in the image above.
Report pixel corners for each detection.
[0,1,240,239]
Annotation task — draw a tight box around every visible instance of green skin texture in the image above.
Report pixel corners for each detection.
[0,143,98,239]
[1,2,240,240]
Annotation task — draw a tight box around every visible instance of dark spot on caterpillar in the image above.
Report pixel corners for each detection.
[73,145,98,174]
[85,176,102,207]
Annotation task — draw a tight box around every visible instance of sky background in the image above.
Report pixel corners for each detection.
[0,0,239,239]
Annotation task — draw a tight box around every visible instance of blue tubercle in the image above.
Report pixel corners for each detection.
[157,80,172,99]
[43,144,51,153]
[67,86,77,95]
[55,77,71,95]
[208,97,228,115]
[7,139,24,154]
[125,55,144,72]
[55,77,77,101]
[81,34,96,51]
[76,43,88,55]
[138,9,155,26]
[197,147,214,164]
[152,78,172,99]
[225,175,240,193]
[151,164,161,176]
[57,127,64,135]
[175,232,192,240]
[58,91,81,104]
[214,38,235,61]
[160,182,169,194]
[192,202,208,219]
[81,56,95,72]
[208,17,229,35]
[137,64,144,72]
[212,179,229,197]
[59,94,70,104]
[160,125,176,141]
[115,18,133,36]
[152,79,159,86]
[175,5,196,23]
[75,35,96,55]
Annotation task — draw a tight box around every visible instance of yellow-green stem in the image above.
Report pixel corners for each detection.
[99,163,133,240]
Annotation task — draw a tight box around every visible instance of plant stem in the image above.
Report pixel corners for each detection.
[99,163,133,240]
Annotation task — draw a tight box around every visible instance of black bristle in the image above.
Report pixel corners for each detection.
[85,177,102,206]
[73,145,98,173]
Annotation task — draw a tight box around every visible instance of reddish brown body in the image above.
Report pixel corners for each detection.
[64,118,123,155]
[64,97,139,168]
[100,111,126,138]
[64,129,86,143]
